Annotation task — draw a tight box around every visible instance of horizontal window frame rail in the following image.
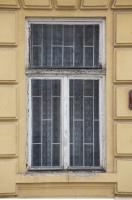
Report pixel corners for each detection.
[26,68,106,77]
[28,166,105,172]
[28,18,104,24]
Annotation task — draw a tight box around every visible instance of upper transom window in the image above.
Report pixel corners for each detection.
[29,21,104,69]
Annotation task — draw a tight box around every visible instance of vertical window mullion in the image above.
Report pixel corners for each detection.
[40,80,43,166]
[73,25,75,67]
[99,77,104,168]
[63,77,70,169]
[83,26,85,67]
[28,79,32,168]
[83,80,84,166]
[51,25,53,67]
[93,80,95,166]
[93,25,95,68]
[51,81,53,166]
[62,25,64,67]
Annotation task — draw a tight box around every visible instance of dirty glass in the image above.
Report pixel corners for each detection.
[30,24,100,68]
[31,79,61,167]
[69,79,100,167]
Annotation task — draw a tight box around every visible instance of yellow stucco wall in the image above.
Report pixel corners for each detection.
[0,0,132,197]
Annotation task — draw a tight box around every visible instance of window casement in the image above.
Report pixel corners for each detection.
[27,19,105,171]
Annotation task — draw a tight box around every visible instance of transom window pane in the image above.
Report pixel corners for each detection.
[30,24,100,68]
[31,79,61,168]
[70,79,100,167]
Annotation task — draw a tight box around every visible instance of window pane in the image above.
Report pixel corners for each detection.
[32,46,42,67]
[85,47,93,67]
[64,25,73,46]
[74,80,83,119]
[43,25,51,67]
[52,97,60,143]
[64,47,73,67]
[42,120,52,166]
[84,144,93,166]
[94,80,99,120]
[75,26,83,67]
[52,47,62,66]
[70,97,73,143]
[31,24,42,45]
[94,25,99,67]
[30,24,100,68]
[94,121,100,166]
[31,79,61,168]
[53,25,63,45]
[42,80,51,119]
[69,79,100,167]
[32,144,41,166]
[84,97,93,143]
[52,144,60,166]
[85,25,93,46]
[32,97,41,143]
[74,121,83,166]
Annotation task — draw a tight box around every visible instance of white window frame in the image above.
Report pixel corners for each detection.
[26,19,106,171]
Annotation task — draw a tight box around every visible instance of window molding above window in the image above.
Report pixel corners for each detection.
[26,19,106,172]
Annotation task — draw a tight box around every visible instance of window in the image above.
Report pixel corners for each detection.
[27,19,105,171]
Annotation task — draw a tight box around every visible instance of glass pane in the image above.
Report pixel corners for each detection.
[64,25,73,46]
[70,80,73,96]
[43,25,51,67]
[84,80,93,96]
[94,80,99,120]
[52,97,60,143]
[42,120,52,166]
[94,121,100,166]
[32,97,41,143]
[64,47,73,67]
[74,121,83,166]
[74,80,83,119]
[52,80,60,96]
[53,25,63,45]
[70,144,73,166]
[31,24,42,45]
[32,80,41,96]
[75,26,83,66]
[85,25,93,46]
[84,97,93,143]
[85,47,93,67]
[94,25,99,67]
[42,80,51,119]
[52,144,60,166]
[52,47,62,66]
[32,144,41,166]
[32,46,42,67]
[84,144,93,166]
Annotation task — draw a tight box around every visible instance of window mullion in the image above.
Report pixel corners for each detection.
[63,76,70,169]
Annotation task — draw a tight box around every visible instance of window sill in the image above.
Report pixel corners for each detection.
[16,172,116,184]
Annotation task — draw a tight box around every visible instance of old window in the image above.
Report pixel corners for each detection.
[27,19,105,170]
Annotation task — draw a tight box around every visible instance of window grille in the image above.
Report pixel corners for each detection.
[30,24,100,68]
